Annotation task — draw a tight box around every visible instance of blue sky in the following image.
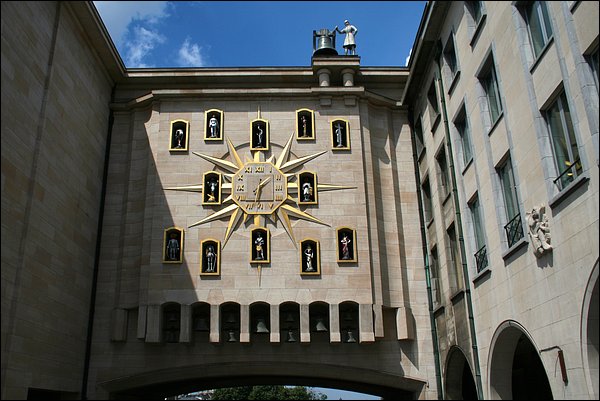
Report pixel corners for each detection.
[92,2,424,399]
[93,1,426,68]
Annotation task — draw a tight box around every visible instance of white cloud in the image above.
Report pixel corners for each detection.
[125,26,166,68]
[177,38,206,67]
[405,47,412,67]
[94,1,170,46]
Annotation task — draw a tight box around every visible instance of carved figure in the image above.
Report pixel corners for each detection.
[256,125,264,147]
[340,233,352,260]
[301,115,308,137]
[335,122,344,147]
[255,232,265,260]
[167,234,180,260]
[304,244,315,271]
[335,20,358,55]
[526,204,552,257]
[207,178,218,202]
[205,245,216,272]
[174,128,184,148]
[302,180,313,202]
[208,114,220,138]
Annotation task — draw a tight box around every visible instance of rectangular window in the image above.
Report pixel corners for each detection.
[454,106,473,166]
[545,91,582,190]
[443,34,459,79]
[447,225,464,292]
[422,178,433,223]
[480,62,503,125]
[436,149,451,198]
[469,197,488,272]
[467,1,483,25]
[588,47,599,94]
[524,1,553,59]
[414,117,425,157]
[430,247,441,305]
[428,81,440,126]
[498,157,524,246]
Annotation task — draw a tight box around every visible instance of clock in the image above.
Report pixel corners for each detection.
[232,162,287,215]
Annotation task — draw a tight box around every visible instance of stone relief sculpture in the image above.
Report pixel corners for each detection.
[526,204,552,258]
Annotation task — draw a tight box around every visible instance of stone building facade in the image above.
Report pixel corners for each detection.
[1,1,598,400]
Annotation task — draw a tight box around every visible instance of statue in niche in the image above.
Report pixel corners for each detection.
[340,232,352,260]
[526,204,552,258]
[205,245,216,272]
[167,234,180,261]
[206,178,218,203]
[304,244,315,272]
[208,114,220,138]
[301,115,308,137]
[254,232,265,260]
[174,128,184,148]
[302,180,313,202]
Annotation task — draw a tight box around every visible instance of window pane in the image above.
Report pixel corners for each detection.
[540,2,553,40]
[470,198,485,249]
[500,160,518,220]
[457,117,473,165]
[415,119,424,156]
[560,93,581,175]
[527,2,546,57]
[484,67,502,123]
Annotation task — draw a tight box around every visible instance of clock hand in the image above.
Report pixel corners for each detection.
[254,176,272,202]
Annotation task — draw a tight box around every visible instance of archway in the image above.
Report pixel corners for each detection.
[489,321,552,400]
[444,346,478,400]
[582,259,599,399]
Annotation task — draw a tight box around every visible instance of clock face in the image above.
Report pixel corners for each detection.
[232,162,287,215]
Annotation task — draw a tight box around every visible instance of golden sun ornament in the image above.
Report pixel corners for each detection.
[166,133,354,248]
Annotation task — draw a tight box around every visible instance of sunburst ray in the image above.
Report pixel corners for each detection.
[275,133,295,169]
[223,207,244,247]
[193,152,240,173]
[316,183,357,192]
[226,137,244,169]
[280,204,330,227]
[276,208,297,247]
[280,150,327,173]
[189,203,238,228]
[165,184,203,192]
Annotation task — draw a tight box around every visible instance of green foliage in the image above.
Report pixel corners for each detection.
[210,385,327,400]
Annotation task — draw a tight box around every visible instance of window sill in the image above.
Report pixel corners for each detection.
[472,267,491,285]
[462,158,474,176]
[448,70,461,97]
[431,113,441,134]
[549,173,589,209]
[417,148,426,162]
[433,304,445,316]
[570,0,581,12]
[530,37,555,75]
[442,191,452,206]
[487,112,504,137]
[469,14,487,48]
[501,237,528,261]
[450,288,465,304]
[426,218,435,229]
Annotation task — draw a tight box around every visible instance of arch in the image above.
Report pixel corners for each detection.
[339,301,359,343]
[444,346,477,400]
[220,302,240,343]
[309,301,330,343]
[191,302,211,342]
[280,301,300,343]
[488,320,553,400]
[101,361,422,400]
[581,258,599,399]
[161,302,181,343]
[250,301,271,342]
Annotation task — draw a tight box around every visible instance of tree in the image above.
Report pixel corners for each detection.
[210,386,327,400]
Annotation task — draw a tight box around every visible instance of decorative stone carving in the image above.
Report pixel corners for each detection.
[526,204,552,258]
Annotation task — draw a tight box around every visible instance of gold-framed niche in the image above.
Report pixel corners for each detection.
[202,171,222,205]
[200,239,220,276]
[250,118,269,151]
[163,227,184,263]
[296,108,315,140]
[298,171,318,205]
[204,109,223,141]
[169,119,189,152]
[330,118,350,150]
[250,227,270,264]
[300,238,320,275]
[336,227,357,263]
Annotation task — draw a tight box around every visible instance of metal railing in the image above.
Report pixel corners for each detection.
[553,158,581,191]
[474,245,488,273]
[504,213,524,247]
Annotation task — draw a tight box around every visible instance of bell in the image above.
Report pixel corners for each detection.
[227,330,237,342]
[314,317,328,332]
[255,318,270,333]
[346,330,357,343]
[194,317,209,331]
[343,311,353,321]
[167,312,178,322]
[313,29,338,56]
[285,313,295,323]
[226,312,237,324]
[286,329,297,343]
